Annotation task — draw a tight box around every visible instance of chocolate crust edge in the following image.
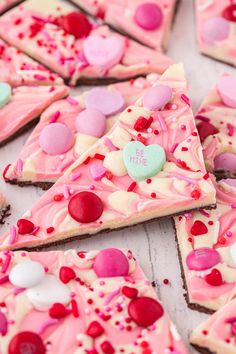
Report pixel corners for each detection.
[0,205,11,224]
[191,343,216,354]
[5,179,53,191]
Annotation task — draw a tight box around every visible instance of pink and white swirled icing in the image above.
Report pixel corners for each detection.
[0,0,172,85]
[0,64,216,250]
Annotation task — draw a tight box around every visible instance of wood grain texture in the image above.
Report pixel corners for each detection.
[0,1,235,352]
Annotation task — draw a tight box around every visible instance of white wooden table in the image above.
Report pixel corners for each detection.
[0,1,235,352]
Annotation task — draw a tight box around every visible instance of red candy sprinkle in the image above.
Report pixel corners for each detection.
[2,164,11,180]
[86,321,104,338]
[222,4,236,22]
[8,331,46,354]
[54,193,64,201]
[122,286,138,299]
[59,266,76,284]
[46,227,54,234]
[100,341,115,354]
[205,269,223,286]
[62,12,92,38]
[191,189,201,200]
[68,191,104,223]
[128,297,164,327]
[197,121,218,142]
[190,220,208,236]
[49,303,69,319]
[127,182,137,192]
[134,117,149,131]
[17,219,34,235]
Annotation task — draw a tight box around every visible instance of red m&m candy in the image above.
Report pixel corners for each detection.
[222,4,236,22]
[8,331,46,354]
[68,191,104,223]
[128,296,164,327]
[62,12,92,38]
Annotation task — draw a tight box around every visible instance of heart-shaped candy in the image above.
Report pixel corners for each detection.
[197,121,218,142]
[49,303,69,319]
[86,321,104,338]
[190,220,208,236]
[75,108,106,138]
[128,297,164,327]
[217,76,236,108]
[205,269,223,286]
[62,12,92,38]
[85,88,125,116]
[122,286,138,298]
[90,161,106,181]
[222,4,236,22]
[17,218,35,235]
[0,82,11,108]
[59,266,76,284]
[123,141,166,181]
[83,35,125,71]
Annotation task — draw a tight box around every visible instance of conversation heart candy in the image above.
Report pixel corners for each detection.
[186,248,221,271]
[123,141,166,181]
[85,88,125,116]
[143,85,172,110]
[75,108,106,138]
[62,12,92,38]
[217,76,236,108]
[83,35,125,71]
[0,82,11,108]
[9,261,45,288]
[39,123,74,155]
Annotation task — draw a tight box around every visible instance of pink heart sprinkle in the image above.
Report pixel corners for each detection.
[90,162,106,181]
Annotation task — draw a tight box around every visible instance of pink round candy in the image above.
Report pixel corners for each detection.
[223,179,236,188]
[214,153,236,172]
[134,2,163,30]
[217,76,236,108]
[75,108,106,138]
[85,88,125,116]
[93,248,129,277]
[143,85,172,110]
[39,123,74,155]
[202,17,230,46]
[186,248,221,271]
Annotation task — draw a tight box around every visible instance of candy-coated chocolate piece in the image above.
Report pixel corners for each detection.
[186,248,221,271]
[8,331,46,354]
[85,88,125,116]
[197,121,218,142]
[39,123,74,155]
[214,153,236,172]
[222,4,236,22]
[9,261,45,288]
[93,248,129,277]
[128,296,164,327]
[134,3,163,30]
[217,76,236,108]
[75,108,106,138]
[143,85,172,110]
[68,191,104,223]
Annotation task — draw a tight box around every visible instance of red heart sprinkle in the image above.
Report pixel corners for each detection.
[17,219,35,235]
[8,331,46,354]
[121,286,138,299]
[86,321,104,338]
[62,12,92,38]
[197,121,218,142]
[128,297,164,327]
[190,220,208,236]
[100,341,115,354]
[222,4,236,22]
[59,266,76,284]
[191,189,201,200]
[49,303,69,319]
[205,269,223,286]
[68,191,104,223]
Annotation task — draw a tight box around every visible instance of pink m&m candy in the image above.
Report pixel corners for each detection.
[75,108,106,138]
[134,3,163,30]
[39,123,74,155]
[186,248,221,271]
[217,76,236,108]
[214,153,236,172]
[202,17,230,46]
[85,88,125,116]
[143,85,172,110]
[93,248,129,277]
[128,297,164,327]
[8,331,46,354]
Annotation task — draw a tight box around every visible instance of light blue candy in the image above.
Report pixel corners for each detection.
[123,141,166,181]
[0,82,11,108]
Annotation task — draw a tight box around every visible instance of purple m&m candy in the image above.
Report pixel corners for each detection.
[143,85,172,110]
[186,247,221,271]
[75,108,106,138]
[85,88,125,116]
[39,123,74,155]
[134,2,163,30]
[202,17,230,46]
[93,248,129,277]
[214,153,236,172]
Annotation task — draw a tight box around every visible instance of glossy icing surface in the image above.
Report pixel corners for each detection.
[5,75,160,184]
[0,64,216,250]
[70,0,177,51]
[191,298,236,354]
[0,39,63,87]
[0,0,172,85]
[0,248,188,354]
[195,74,236,175]
[196,0,236,66]
[0,85,69,144]
[175,176,236,312]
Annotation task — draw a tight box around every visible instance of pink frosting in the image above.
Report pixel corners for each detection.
[0,0,21,14]
[0,248,188,353]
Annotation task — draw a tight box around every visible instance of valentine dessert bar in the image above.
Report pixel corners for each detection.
[4,75,160,189]
[69,0,177,51]
[196,74,236,179]
[0,190,9,224]
[175,176,236,313]
[0,247,188,353]
[0,0,172,86]
[0,63,216,250]
[196,0,236,67]
[0,83,69,146]
[0,0,22,14]
[0,39,63,87]
[191,298,236,354]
